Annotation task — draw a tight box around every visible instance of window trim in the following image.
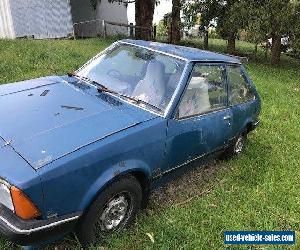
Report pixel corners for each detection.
[226,64,256,107]
[174,62,229,121]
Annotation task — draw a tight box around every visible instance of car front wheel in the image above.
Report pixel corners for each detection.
[75,175,142,247]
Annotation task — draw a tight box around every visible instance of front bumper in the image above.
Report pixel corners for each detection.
[0,205,81,246]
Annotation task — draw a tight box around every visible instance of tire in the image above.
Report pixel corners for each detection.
[221,132,247,160]
[75,175,142,247]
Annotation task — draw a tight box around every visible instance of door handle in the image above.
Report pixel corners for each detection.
[223,115,231,120]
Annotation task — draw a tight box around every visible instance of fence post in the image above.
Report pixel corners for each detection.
[153,25,157,41]
[130,23,134,38]
[73,25,76,40]
[102,20,106,38]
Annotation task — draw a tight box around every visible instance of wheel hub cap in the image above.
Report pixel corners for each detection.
[100,195,129,231]
[234,136,244,154]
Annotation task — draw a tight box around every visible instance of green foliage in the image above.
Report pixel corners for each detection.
[209,28,220,39]
[0,38,116,84]
[290,2,300,56]
[182,0,220,31]
[289,36,300,58]
[182,2,202,30]
[156,20,168,37]
[163,12,172,27]
[217,0,248,39]
[264,0,296,36]
[214,0,300,42]
[162,11,184,41]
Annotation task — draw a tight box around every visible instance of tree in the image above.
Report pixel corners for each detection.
[182,0,221,49]
[182,2,200,31]
[135,0,156,40]
[217,0,249,54]
[266,0,298,64]
[244,0,300,64]
[170,0,182,44]
[199,0,220,49]
[290,3,300,58]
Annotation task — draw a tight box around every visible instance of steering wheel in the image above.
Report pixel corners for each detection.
[107,69,122,78]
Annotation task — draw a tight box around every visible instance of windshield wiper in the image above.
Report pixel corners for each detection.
[68,72,109,90]
[68,72,163,113]
[67,72,94,84]
[96,85,163,113]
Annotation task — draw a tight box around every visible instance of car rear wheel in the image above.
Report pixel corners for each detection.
[75,175,142,248]
[221,132,247,159]
[233,134,246,154]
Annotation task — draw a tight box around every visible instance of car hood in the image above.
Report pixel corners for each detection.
[0,76,157,169]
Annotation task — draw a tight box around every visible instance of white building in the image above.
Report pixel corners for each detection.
[71,0,128,37]
[0,0,128,39]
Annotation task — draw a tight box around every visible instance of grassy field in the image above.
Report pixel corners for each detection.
[0,38,299,250]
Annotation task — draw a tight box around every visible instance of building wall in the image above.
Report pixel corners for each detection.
[70,0,97,37]
[1,0,129,39]
[70,0,128,37]
[1,0,73,39]
[0,0,15,38]
[96,0,128,36]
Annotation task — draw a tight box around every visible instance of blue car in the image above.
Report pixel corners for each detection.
[0,40,260,247]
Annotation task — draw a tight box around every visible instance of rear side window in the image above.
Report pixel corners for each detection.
[227,66,255,105]
[178,64,227,118]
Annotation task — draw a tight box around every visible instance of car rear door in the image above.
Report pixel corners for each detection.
[226,65,258,137]
[163,63,232,172]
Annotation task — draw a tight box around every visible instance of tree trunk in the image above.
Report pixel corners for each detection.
[204,30,209,50]
[265,38,269,59]
[270,35,281,65]
[170,0,181,44]
[135,0,142,39]
[254,42,258,60]
[227,32,236,54]
[135,0,155,40]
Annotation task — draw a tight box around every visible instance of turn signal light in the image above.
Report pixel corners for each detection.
[11,186,41,220]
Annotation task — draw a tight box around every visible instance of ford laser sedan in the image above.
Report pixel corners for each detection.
[0,40,260,247]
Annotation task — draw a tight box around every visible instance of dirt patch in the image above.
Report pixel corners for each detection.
[149,159,229,209]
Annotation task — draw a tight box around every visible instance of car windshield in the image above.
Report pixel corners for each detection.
[77,43,186,113]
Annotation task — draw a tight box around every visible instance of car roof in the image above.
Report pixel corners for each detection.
[120,39,241,64]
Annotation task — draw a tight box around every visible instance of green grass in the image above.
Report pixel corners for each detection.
[0,38,116,84]
[0,38,299,249]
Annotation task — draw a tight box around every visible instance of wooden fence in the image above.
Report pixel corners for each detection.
[73,19,156,40]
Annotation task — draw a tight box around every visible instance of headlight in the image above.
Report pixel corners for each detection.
[0,179,40,220]
[0,181,14,211]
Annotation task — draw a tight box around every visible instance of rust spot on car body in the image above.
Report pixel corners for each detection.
[114,170,121,176]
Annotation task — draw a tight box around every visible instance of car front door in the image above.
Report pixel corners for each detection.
[163,63,233,172]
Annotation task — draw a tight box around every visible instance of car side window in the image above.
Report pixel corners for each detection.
[227,66,255,105]
[178,63,227,118]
